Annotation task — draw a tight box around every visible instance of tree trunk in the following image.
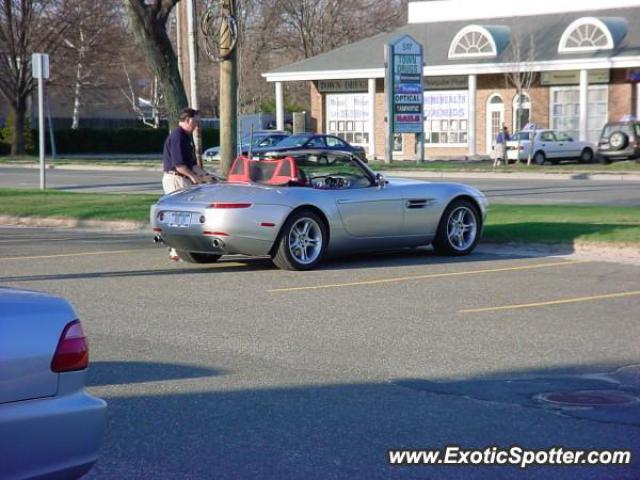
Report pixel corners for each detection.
[71,60,83,129]
[10,98,27,156]
[124,1,188,129]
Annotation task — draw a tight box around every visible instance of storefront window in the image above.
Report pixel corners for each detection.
[550,86,608,143]
[326,93,370,148]
[423,90,468,145]
[393,133,403,153]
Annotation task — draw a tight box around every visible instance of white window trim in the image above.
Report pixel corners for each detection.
[512,93,531,131]
[548,85,608,138]
[558,17,614,53]
[448,25,498,59]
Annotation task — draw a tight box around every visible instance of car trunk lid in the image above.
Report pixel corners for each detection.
[0,289,75,403]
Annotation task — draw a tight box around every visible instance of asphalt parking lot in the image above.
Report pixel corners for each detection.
[1,226,639,479]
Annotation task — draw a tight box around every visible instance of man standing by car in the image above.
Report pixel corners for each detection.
[493,123,510,167]
[162,107,208,260]
[162,108,208,193]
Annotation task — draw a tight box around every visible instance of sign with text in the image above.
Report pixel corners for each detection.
[386,35,424,134]
[317,79,368,93]
[540,69,609,85]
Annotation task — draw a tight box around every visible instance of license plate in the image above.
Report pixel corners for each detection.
[168,211,192,227]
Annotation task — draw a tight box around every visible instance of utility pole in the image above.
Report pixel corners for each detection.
[186,0,202,167]
[219,0,238,176]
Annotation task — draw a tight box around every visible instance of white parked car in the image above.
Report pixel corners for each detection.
[506,129,595,165]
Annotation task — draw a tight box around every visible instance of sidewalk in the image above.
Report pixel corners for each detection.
[2,161,640,181]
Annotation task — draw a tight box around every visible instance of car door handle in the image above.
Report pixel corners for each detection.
[558,143,564,146]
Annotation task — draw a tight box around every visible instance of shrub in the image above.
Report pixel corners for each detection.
[35,127,220,154]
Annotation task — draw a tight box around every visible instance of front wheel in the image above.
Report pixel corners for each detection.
[579,148,594,163]
[272,210,327,270]
[175,250,222,263]
[432,199,481,256]
[533,151,546,165]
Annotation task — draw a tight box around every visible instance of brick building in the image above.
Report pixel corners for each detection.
[263,0,640,160]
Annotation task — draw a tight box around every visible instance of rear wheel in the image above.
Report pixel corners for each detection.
[272,210,327,270]
[579,148,594,163]
[175,250,222,263]
[432,199,481,256]
[533,151,546,165]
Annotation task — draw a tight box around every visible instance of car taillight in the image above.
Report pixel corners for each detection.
[208,203,252,209]
[51,320,89,372]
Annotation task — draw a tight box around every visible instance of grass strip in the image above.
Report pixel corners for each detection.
[483,204,640,245]
[0,189,638,245]
[0,188,157,223]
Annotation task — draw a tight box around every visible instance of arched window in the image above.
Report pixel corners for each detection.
[558,17,626,53]
[512,93,531,131]
[449,26,498,59]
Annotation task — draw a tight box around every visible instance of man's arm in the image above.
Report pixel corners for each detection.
[175,164,201,183]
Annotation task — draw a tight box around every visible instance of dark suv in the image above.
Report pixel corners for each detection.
[596,121,640,164]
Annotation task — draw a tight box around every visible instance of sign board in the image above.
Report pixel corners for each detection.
[627,70,640,82]
[540,69,609,86]
[386,35,424,134]
[317,79,368,93]
[31,53,49,79]
[424,76,468,90]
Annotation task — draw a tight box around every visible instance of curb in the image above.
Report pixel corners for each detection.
[2,162,640,181]
[0,215,149,232]
[1,216,638,263]
[381,170,640,181]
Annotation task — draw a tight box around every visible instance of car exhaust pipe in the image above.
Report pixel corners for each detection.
[212,238,224,249]
[153,234,164,244]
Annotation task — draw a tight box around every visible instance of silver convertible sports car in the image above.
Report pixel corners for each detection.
[151,150,489,270]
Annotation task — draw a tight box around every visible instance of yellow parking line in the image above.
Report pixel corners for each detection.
[460,290,640,314]
[268,260,591,293]
[0,249,143,261]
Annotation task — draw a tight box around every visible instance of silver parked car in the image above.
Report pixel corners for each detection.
[506,129,595,164]
[0,288,106,480]
[151,150,488,270]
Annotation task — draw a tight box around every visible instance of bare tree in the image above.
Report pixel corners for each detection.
[504,33,537,165]
[262,0,405,59]
[59,0,123,129]
[0,0,70,154]
[123,0,187,128]
[121,62,163,128]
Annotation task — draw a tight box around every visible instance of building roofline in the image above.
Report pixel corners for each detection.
[407,0,640,24]
[263,55,640,82]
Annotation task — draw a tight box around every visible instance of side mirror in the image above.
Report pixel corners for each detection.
[376,173,387,190]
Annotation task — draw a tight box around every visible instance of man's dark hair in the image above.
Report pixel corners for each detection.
[179,108,200,122]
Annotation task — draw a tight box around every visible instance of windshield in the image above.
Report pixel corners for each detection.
[274,134,311,148]
[239,134,270,146]
[510,131,532,141]
[601,124,634,138]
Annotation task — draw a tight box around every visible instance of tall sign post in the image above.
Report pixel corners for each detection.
[32,53,49,190]
[385,35,424,164]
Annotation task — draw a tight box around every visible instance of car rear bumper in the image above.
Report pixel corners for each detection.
[0,390,107,480]
[597,147,640,159]
[151,203,290,256]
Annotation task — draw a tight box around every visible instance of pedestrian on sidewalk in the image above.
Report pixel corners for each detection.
[162,107,208,261]
[493,124,510,167]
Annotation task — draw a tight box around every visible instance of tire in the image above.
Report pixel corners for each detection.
[272,209,327,271]
[533,151,546,165]
[175,250,222,263]
[432,199,481,256]
[579,148,594,163]
[609,131,628,151]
